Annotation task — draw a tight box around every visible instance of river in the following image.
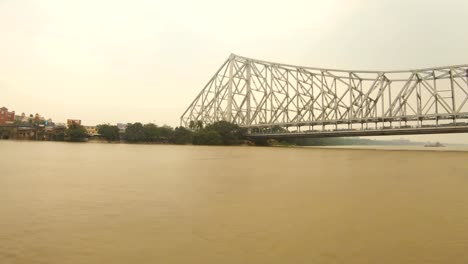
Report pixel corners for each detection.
[1,141,468,264]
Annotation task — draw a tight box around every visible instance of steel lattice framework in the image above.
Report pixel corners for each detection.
[181,54,468,137]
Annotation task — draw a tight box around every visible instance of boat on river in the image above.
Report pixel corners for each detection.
[424,142,445,147]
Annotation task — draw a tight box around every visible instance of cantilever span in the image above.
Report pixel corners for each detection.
[181,54,468,138]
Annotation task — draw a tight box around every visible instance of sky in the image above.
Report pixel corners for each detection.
[1,0,468,143]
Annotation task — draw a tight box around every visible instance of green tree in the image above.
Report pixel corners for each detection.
[192,130,223,145]
[170,127,193,144]
[66,123,87,142]
[189,120,196,130]
[51,127,66,141]
[143,123,159,142]
[97,124,120,141]
[196,120,204,130]
[205,121,244,145]
[158,125,174,142]
[124,123,145,142]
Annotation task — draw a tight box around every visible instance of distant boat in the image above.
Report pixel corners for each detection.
[424,142,445,147]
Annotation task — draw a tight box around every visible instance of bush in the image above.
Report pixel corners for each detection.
[171,127,193,145]
[66,123,87,142]
[204,121,244,145]
[193,130,223,145]
[97,124,120,141]
[124,123,145,142]
[124,123,174,143]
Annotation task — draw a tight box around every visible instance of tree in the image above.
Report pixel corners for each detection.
[66,123,87,142]
[97,124,120,141]
[189,120,196,130]
[51,127,66,141]
[192,130,223,145]
[205,121,244,145]
[196,120,204,130]
[171,127,193,144]
[143,123,159,142]
[158,125,174,142]
[124,123,145,142]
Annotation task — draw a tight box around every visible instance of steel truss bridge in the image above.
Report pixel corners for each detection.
[181,54,468,138]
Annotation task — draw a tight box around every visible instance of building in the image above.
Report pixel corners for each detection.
[16,127,37,140]
[117,123,127,133]
[0,107,15,125]
[67,119,81,127]
[45,118,54,126]
[84,126,98,136]
[34,113,45,122]
[55,122,67,128]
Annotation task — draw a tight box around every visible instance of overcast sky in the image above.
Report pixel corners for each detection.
[1,0,468,143]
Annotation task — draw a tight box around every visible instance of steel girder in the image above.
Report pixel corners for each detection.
[180,54,468,130]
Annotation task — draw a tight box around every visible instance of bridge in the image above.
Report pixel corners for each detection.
[181,54,468,138]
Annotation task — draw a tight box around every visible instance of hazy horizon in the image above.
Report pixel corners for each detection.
[2,0,468,143]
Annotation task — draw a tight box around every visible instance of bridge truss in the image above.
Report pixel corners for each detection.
[181,54,468,138]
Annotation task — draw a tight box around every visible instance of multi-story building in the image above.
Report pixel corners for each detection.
[67,119,81,127]
[15,113,28,123]
[0,107,15,125]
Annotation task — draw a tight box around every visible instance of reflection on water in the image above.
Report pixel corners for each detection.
[1,141,468,264]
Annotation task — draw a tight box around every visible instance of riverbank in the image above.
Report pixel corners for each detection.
[2,139,468,152]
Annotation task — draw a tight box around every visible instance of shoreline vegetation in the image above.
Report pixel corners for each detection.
[1,120,453,147]
[67,121,249,146]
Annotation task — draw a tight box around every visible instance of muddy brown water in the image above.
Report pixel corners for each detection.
[1,141,468,264]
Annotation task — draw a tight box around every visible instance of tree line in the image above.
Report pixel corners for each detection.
[65,121,246,145]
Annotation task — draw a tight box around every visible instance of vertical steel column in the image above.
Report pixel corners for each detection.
[264,65,268,124]
[333,79,338,120]
[246,59,252,125]
[388,81,392,118]
[417,75,422,116]
[359,79,363,118]
[214,76,218,121]
[311,73,315,122]
[380,75,385,119]
[416,74,422,127]
[388,81,392,127]
[334,78,338,129]
[321,72,325,122]
[348,73,353,124]
[296,70,300,123]
[433,71,439,125]
[269,65,273,124]
[286,70,290,123]
[227,55,234,123]
[449,69,456,121]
